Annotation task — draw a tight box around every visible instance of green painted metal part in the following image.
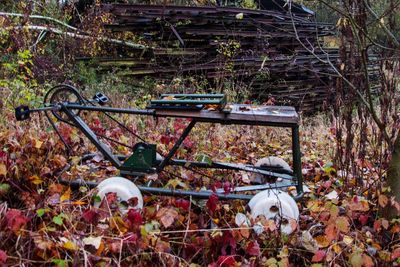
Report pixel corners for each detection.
[149,93,227,109]
[121,143,157,172]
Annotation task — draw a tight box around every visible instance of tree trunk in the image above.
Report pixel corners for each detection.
[386,133,400,218]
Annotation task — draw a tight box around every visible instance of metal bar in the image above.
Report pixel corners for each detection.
[62,106,122,168]
[166,159,294,180]
[292,125,303,196]
[169,24,185,47]
[59,177,303,201]
[215,183,295,193]
[160,94,225,98]
[150,99,223,104]
[64,104,154,116]
[138,186,253,200]
[157,120,197,171]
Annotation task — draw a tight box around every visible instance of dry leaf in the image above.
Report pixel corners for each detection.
[156,207,179,228]
[60,188,71,202]
[83,236,102,249]
[301,230,318,252]
[336,216,350,233]
[0,163,7,177]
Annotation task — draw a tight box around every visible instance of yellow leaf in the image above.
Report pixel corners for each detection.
[34,139,43,149]
[110,216,128,234]
[350,252,363,267]
[336,216,350,233]
[332,243,342,254]
[343,235,353,245]
[0,163,7,176]
[72,200,86,205]
[63,240,78,251]
[378,194,389,208]
[315,235,330,248]
[28,175,43,185]
[60,188,71,202]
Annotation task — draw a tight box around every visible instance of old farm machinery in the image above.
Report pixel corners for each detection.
[15,84,303,234]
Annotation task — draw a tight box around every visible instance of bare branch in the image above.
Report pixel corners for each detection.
[5,25,149,50]
[0,12,81,32]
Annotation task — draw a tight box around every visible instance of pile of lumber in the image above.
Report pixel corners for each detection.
[77,3,367,112]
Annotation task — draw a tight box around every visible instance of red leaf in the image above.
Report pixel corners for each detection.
[99,192,118,210]
[223,182,232,194]
[175,198,190,211]
[82,209,99,224]
[160,134,172,145]
[5,209,29,234]
[183,138,194,149]
[392,247,400,261]
[0,250,7,265]
[358,214,369,226]
[206,193,219,214]
[127,209,143,225]
[211,181,222,192]
[215,255,236,266]
[312,250,326,262]
[124,233,138,244]
[246,241,260,256]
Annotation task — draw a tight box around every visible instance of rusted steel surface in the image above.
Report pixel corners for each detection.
[78,4,378,112]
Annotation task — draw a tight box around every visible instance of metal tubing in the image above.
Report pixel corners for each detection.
[292,126,303,197]
[65,104,154,116]
[63,106,122,168]
[59,178,304,201]
[167,160,295,180]
[157,120,197,171]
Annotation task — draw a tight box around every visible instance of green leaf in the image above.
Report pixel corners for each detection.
[52,259,68,267]
[36,208,47,218]
[53,215,64,226]
[349,252,363,267]
[93,195,101,203]
[0,183,10,195]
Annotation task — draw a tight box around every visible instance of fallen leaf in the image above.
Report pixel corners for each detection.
[206,193,219,214]
[391,247,400,261]
[110,216,128,234]
[156,207,179,228]
[315,235,330,248]
[246,240,260,256]
[378,194,388,208]
[362,253,374,267]
[60,187,71,202]
[82,209,99,224]
[336,216,350,233]
[359,214,369,225]
[0,163,6,176]
[0,249,7,265]
[325,224,338,242]
[63,240,78,251]
[235,213,249,227]
[301,230,318,252]
[349,252,363,267]
[343,235,354,245]
[312,250,326,262]
[53,214,64,226]
[34,139,43,149]
[381,219,389,230]
[127,209,143,225]
[5,209,29,234]
[28,175,43,185]
[175,198,190,211]
[83,236,102,249]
